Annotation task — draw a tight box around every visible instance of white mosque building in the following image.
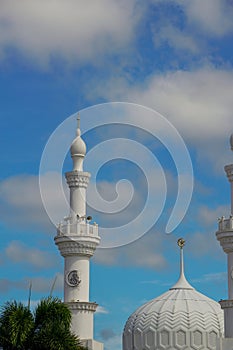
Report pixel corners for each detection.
[54,117,233,350]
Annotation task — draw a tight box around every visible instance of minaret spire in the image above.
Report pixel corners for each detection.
[178,238,185,277]
[70,113,86,172]
[227,134,233,214]
[170,238,193,290]
[77,113,81,136]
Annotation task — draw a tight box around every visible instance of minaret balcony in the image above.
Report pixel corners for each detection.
[55,218,100,256]
[216,216,233,253]
[57,218,99,238]
[217,216,233,232]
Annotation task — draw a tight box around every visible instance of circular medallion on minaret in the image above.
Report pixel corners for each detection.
[66,270,81,287]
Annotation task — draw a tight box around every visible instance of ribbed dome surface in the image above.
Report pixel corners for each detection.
[123,289,224,350]
[123,245,224,350]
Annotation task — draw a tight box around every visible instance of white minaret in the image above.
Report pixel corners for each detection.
[216,134,233,349]
[55,116,103,350]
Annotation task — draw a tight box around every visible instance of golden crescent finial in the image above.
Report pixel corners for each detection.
[177,237,185,249]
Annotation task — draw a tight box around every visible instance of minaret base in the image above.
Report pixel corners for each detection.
[67,301,97,339]
[219,300,233,338]
[83,339,104,350]
[66,301,104,349]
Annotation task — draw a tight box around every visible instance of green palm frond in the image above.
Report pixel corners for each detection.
[34,296,71,331]
[0,297,86,350]
[32,321,83,350]
[0,300,34,350]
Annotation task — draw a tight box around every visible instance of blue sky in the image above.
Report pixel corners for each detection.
[1,1,233,349]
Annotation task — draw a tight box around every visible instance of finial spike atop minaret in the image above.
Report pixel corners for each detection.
[70,114,86,171]
[77,113,80,128]
[170,237,193,290]
[76,113,81,136]
[230,133,233,151]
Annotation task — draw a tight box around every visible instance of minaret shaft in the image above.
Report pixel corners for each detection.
[231,182,233,214]
[65,170,90,222]
[228,252,233,300]
[70,186,87,218]
[224,164,233,214]
[64,255,90,302]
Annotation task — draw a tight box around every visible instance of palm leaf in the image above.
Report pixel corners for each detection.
[0,300,34,350]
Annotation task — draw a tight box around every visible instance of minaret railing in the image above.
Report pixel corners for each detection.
[57,219,99,237]
[218,216,233,232]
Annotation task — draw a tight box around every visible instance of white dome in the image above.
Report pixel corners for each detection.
[123,245,224,350]
[70,131,86,157]
[70,116,87,171]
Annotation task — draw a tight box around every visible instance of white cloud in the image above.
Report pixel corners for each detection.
[0,169,168,262]
[88,177,153,229]
[191,272,227,284]
[100,328,116,341]
[153,24,199,54]
[198,205,230,227]
[88,67,233,172]
[147,0,233,60]
[183,0,233,37]
[87,180,134,215]
[1,0,231,70]
[0,0,141,67]
[0,174,47,230]
[187,231,223,258]
[184,205,230,258]
[130,68,233,143]
[29,274,64,294]
[0,273,63,294]
[96,305,109,314]
[169,203,232,259]
[140,279,160,285]
[153,0,233,38]
[0,173,68,232]
[104,334,122,350]
[0,278,26,293]
[5,240,58,270]
[94,230,167,269]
